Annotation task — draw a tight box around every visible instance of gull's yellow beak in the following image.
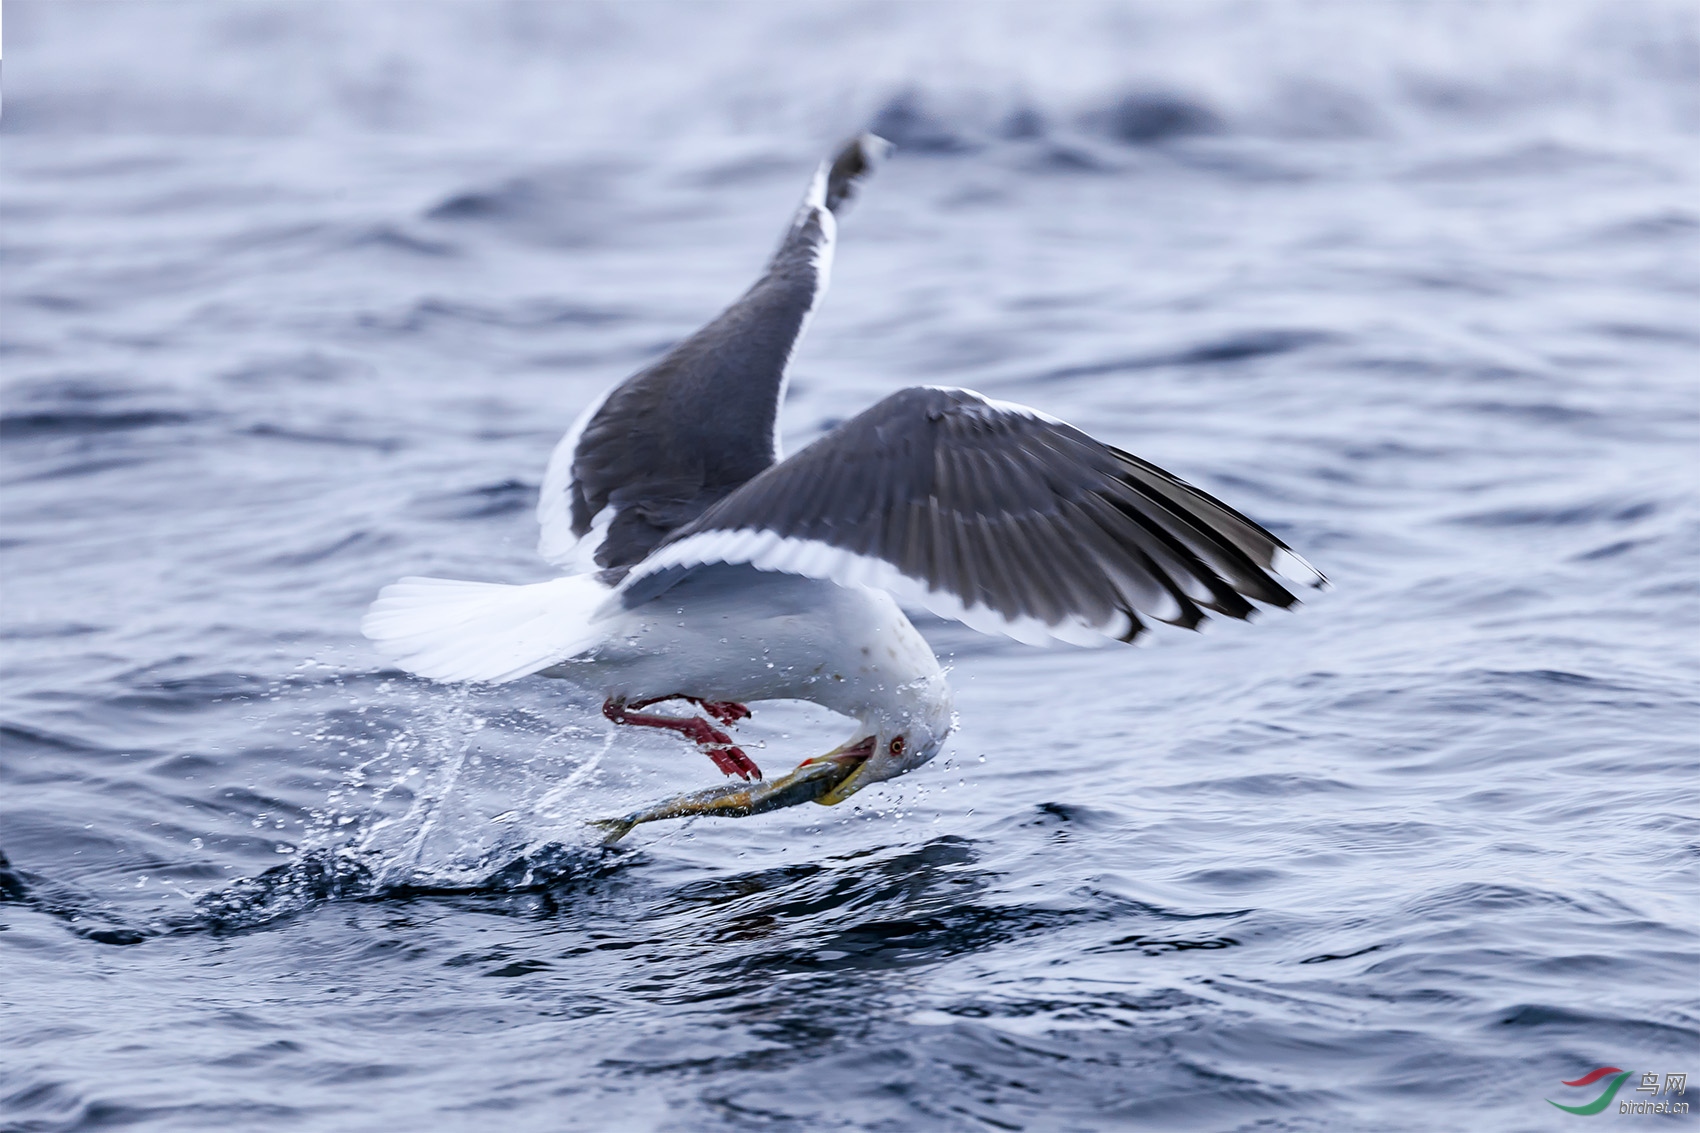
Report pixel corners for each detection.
[803,735,877,807]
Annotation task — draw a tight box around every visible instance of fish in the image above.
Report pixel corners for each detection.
[590,744,870,844]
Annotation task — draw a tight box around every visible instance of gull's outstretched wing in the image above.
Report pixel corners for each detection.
[537,134,890,574]
[620,386,1325,646]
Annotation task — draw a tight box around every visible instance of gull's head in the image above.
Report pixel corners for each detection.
[807,674,955,806]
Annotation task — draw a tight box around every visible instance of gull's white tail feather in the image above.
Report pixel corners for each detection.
[361,574,613,684]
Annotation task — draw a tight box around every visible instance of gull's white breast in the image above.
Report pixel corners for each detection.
[551,565,943,720]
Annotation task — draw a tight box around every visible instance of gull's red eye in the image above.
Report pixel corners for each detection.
[889,736,906,756]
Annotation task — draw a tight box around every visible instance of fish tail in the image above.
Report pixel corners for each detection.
[588,816,638,845]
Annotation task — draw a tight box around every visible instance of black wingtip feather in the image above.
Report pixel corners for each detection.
[1105,472,1298,611]
[825,133,892,213]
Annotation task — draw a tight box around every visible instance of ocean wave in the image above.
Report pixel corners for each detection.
[6,1,1694,144]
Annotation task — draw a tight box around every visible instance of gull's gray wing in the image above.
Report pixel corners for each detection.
[537,134,890,573]
[621,386,1325,646]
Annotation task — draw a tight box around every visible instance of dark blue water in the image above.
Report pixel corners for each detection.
[3,3,1698,1130]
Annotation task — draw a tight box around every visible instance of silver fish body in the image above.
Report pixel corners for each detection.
[591,755,862,844]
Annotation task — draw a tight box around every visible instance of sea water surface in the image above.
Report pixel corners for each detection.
[2,3,1698,1130]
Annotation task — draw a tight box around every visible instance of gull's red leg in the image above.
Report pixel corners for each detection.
[692,699,751,727]
[603,698,763,780]
[629,694,751,728]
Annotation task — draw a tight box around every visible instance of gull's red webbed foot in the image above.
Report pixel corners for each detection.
[603,697,763,780]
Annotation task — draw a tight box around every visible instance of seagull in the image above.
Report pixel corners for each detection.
[362,133,1325,835]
